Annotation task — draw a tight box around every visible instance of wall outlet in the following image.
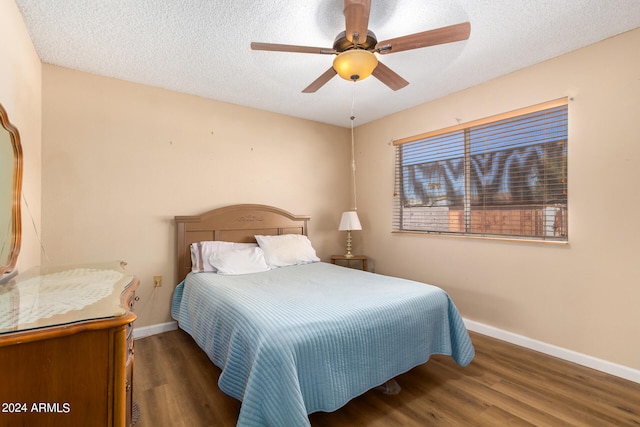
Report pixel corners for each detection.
[153,275,162,287]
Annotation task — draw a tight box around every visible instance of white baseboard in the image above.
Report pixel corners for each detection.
[132,318,640,384]
[464,319,640,384]
[133,321,178,339]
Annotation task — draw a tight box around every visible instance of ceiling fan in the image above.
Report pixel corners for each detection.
[250,0,471,93]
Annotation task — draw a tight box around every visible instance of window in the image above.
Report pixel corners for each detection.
[393,98,568,241]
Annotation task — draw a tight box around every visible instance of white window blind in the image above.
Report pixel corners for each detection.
[393,98,568,241]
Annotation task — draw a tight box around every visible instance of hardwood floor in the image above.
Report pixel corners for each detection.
[133,329,640,426]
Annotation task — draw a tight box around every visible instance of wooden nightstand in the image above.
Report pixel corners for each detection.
[330,254,368,271]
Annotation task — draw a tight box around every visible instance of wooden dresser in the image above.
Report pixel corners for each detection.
[0,261,139,427]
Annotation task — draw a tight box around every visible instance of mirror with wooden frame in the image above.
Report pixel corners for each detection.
[0,102,23,278]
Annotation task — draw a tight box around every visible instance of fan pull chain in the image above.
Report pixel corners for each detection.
[350,81,358,212]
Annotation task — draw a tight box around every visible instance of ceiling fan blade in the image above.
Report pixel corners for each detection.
[302,68,338,93]
[251,42,336,55]
[371,62,409,91]
[344,0,371,44]
[376,22,471,54]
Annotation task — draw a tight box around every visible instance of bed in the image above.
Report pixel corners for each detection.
[171,204,475,427]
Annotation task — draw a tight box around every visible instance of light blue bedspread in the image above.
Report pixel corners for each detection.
[171,262,474,427]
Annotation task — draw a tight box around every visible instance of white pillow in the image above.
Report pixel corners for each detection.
[255,234,320,267]
[190,241,257,273]
[209,247,271,275]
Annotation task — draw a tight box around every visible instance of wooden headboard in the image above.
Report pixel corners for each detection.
[175,204,310,281]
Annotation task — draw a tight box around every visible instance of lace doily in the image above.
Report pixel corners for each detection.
[0,268,124,330]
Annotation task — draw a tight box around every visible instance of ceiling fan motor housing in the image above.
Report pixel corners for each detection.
[333,30,378,52]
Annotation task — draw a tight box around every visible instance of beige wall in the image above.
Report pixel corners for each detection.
[0,0,42,275]
[10,0,638,373]
[356,28,640,369]
[41,65,351,327]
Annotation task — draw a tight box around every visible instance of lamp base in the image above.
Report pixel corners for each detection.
[344,230,354,258]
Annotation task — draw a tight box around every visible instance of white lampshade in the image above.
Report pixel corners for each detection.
[339,211,362,231]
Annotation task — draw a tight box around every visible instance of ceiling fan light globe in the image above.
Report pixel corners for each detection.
[333,49,378,82]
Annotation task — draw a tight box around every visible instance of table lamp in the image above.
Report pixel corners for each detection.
[339,211,362,258]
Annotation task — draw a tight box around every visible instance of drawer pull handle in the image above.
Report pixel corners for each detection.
[134,296,140,301]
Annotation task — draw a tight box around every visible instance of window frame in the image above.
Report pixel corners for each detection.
[393,98,569,243]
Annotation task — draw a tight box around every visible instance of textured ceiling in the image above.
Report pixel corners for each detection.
[15,0,640,128]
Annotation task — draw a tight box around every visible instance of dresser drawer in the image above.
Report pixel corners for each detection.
[125,290,136,348]
[125,356,134,427]
[126,290,138,312]
[126,331,135,364]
